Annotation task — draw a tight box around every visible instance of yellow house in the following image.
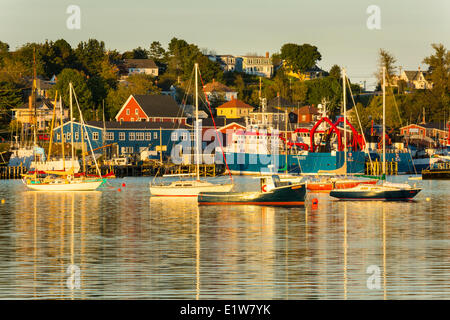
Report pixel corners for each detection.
[216,98,254,119]
[284,64,327,81]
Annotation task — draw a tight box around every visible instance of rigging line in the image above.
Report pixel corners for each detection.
[197,71,233,182]
[72,86,102,177]
[385,73,417,175]
[346,76,373,169]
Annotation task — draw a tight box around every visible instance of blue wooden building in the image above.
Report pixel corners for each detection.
[53,121,192,159]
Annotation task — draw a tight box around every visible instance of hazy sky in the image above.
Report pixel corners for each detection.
[1,0,449,89]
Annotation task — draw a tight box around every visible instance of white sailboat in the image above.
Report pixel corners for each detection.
[149,63,234,197]
[22,83,106,191]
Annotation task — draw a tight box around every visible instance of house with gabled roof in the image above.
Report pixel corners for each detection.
[393,67,433,90]
[12,97,68,131]
[203,79,238,102]
[115,94,187,124]
[216,98,254,119]
[117,59,159,78]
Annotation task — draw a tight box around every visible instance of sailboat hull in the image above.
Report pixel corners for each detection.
[150,182,234,197]
[330,187,421,201]
[23,178,105,191]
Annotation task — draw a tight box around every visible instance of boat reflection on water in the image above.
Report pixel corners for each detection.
[12,191,101,299]
[1,177,448,299]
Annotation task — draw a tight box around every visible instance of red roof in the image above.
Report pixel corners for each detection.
[217,98,254,109]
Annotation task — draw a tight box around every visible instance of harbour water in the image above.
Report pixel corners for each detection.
[0,176,448,299]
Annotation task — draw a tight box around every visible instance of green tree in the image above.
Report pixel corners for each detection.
[423,43,450,121]
[280,43,322,73]
[0,81,23,110]
[40,39,76,77]
[0,41,9,53]
[75,39,107,76]
[376,49,397,85]
[305,77,342,116]
[149,41,166,64]
[291,81,308,104]
[51,68,93,118]
[329,65,341,80]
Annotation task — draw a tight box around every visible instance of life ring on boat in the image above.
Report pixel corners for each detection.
[261,184,268,192]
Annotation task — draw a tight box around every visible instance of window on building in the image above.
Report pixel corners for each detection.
[106,132,114,140]
[66,132,71,140]
[93,132,99,140]
[57,133,61,140]
[136,132,144,141]
[153,132,158,139]
[119,132,125,141]
[171,131,178,141]
[129,132,135,140]
[135,109,139,115]
[182,132,188,141]
[126,109,130,115]
[75,131,79,140]
[131,118,134,122]
[145,132,151,140]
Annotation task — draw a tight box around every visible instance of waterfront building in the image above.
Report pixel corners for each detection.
[400,122,449,146]
[115,94,187,124]
[52,121,190,158]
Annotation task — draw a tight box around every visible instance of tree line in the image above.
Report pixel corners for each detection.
[0,38,448,132]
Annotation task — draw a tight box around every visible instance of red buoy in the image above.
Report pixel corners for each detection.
[122,183,126,187]
[312,198,319,205]
[118,188,122,192]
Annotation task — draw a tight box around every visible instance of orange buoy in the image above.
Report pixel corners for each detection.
[118,188,122,192]
[122,183,126,187]
[312,198,319,205]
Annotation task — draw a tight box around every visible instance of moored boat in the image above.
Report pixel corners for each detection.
[22,175,106,191]
[329,67,422,201]
[198,175,306,206]
[307,177,378,192]
[150,179,234,197]
[329,183,422,201]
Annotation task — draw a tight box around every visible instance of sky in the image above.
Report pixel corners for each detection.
[1,0,449,89]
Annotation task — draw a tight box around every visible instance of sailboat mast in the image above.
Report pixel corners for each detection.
[70,83,75,170]
[285,107,288,175]
[48,91,58,160]
[382,66,386,176]
[195,63,200,181]
[32,48,37,147]
[59,95,65,170]
[343,68,347,176]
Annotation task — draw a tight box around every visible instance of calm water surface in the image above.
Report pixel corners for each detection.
[0,176,448,299]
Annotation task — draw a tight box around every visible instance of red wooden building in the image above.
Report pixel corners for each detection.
[115,95,187,124]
